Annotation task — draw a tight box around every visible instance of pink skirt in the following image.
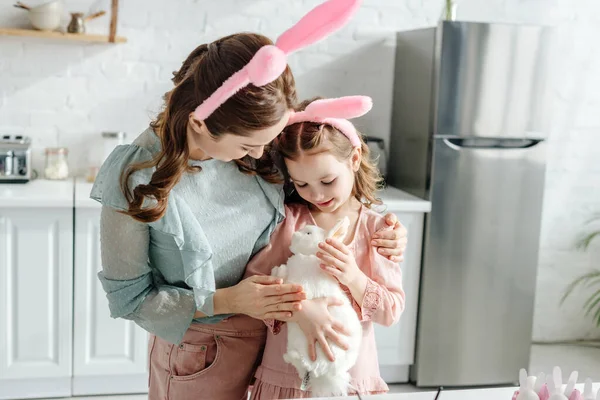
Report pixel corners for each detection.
[249,378,388,399]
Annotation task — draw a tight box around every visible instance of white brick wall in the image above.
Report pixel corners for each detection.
[1,0,599,341]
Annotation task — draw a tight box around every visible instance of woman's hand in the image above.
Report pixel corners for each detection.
[283,297,351,362]
[317,238,365,287]
[372,213,408,262]
[219,275,306,320]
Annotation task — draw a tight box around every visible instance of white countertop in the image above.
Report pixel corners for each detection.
[378,186,431,213]
[75,180,98,208]
[305,382,600,400]
[437,382,600,400]
[1,179,431,213]
[0,179,73,208]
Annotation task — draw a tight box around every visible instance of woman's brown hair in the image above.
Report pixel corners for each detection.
[121,33,296,223]
[273,98,383,208]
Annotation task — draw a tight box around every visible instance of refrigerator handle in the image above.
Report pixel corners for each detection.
[443,138,544,150]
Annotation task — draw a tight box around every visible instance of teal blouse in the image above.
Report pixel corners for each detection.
[91,128,285,344]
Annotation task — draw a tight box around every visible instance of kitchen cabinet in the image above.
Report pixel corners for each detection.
[376,187,430,383]
[0,181,74,399]
[72,181,148,395]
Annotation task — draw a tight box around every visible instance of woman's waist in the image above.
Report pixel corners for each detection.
[189,314,267,337]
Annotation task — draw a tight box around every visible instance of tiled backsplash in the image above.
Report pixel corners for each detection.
[0,0,599,341]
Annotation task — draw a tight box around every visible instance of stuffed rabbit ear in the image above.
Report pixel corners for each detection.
[564,371,579,396]
[520,369,529,388]
[583,378,593,399]
[547,375,557,393]
[327,217,350,240]
[195,0,361,121]
[276,0,362,54]
[305,96,373,120]
[535,372,547,393]
[554,366,564,391]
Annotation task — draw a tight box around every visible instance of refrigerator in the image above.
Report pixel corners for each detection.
[387,21,554,387]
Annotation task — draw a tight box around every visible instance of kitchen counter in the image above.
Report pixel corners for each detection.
[378,185,431,213]
[75,181,98,208]
[0,179,73,208]
[305,382,600,399]
[1,179,431,213]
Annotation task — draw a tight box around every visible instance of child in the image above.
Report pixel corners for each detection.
[245,96,406,398]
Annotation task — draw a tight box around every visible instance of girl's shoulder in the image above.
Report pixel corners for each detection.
[283,203,312,228]
[359,206,390,234]
[285,203,309,217]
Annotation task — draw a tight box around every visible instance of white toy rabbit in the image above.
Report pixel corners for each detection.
[535,372,548,396]
[548,367,569,400]
[565,371,582,400]
[517,368,541,400]
[271,217,363,396]
[583,378,595,400]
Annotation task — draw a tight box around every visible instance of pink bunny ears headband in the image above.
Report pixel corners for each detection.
[287,96,373,148]
[193,0,362,121]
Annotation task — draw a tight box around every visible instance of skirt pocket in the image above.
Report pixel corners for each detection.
[171,335,220,380]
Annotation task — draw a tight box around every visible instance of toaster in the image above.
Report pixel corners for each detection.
[0,135,32,183]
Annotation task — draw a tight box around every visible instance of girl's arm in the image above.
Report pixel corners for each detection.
[317,218,406,327]
[356,249,405,326]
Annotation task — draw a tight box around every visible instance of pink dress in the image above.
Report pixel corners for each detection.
[244,203,406,399]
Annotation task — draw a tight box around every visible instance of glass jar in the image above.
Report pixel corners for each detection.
[44,147,69,180]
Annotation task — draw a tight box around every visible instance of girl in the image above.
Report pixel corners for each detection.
[246,96,405,399]
[90,1,407,399]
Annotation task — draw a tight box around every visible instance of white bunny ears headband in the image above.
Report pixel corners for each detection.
[286,95,373,148]
[193,0,363,121]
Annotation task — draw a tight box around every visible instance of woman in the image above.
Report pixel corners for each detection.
[92,8,407,400]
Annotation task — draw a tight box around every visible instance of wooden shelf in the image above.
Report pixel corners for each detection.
[0,28,126,43]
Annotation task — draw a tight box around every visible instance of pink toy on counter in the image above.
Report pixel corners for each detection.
[513,368,596,400]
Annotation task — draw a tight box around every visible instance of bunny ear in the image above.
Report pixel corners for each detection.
[554,366,564,389]
[276,0,362,54]
[583,378,593,399]
[547,375,557,393]
[535,372,547,393]
[565,371,579,396]
[327,217,350,240]
[195,0,361,121]
[519,369,528,388]
[305,96,373,119]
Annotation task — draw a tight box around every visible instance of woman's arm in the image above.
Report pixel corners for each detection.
[100,206,304,343]
[99,206,197,345]
[372,213,408,262]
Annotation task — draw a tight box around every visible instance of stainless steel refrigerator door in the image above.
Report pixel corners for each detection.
[413,137,547,387]
[434,21,553,139]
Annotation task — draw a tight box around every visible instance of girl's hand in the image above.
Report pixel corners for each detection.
[372,213,408,262]
[317,238,365,287]
[286,297,351,362]
[222,275,306,320]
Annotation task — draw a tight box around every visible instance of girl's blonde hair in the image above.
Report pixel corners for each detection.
[273,98,383,208]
